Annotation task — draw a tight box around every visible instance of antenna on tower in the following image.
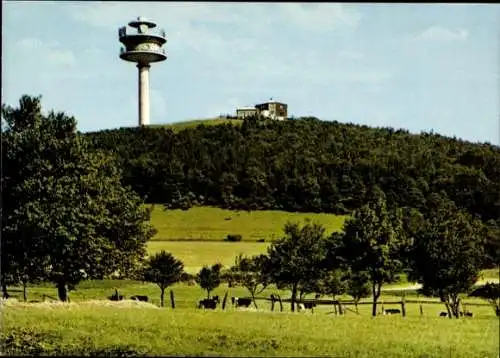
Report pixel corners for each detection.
[118,16,167,127]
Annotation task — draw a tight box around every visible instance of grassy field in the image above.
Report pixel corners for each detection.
[149,206,346,241]
[4,279,498,356]
[147,241,268,273]
[2,298,498,357]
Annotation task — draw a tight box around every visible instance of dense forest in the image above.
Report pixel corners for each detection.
[85,117,500,265]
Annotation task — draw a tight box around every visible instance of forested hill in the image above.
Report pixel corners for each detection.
[85,117,500,223]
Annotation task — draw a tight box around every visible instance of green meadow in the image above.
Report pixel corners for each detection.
[149,206,346,242]
[147,241,268,273]
[2,288,499,357]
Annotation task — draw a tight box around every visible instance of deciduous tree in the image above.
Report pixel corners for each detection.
[408,195,486,318]
[141,250,184,307]
[2,95,156,301]
[196,263,223,299]
[267,221,328,312]
[340,196,408,316]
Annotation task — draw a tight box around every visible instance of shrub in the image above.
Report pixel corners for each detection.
[225,234,242,242]
[257,239,266,243]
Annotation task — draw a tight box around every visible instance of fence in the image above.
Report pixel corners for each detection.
[247,295,492,317]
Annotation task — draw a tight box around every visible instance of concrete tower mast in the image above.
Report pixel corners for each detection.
[119,17,167,126]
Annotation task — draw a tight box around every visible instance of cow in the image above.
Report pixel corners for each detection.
[130,295,149,302]
[108,288,124,301]
[463,311,473,317]
[383,308,401,315]
[303,302,317,309]
[439,311,448,317]
[199,296,219,309]
[231,297,252,308]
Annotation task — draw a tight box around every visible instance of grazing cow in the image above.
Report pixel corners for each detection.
[463,311,473,317]
[297,303,306,312]
[130,295,149,302]
[303,302,316,310]
[199,296,219,309]
[383,308,401,315]
[439,311,448,317]
[231,297,252,308]
[108,288,124,301]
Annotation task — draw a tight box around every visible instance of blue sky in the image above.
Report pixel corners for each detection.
[3,2,499,144]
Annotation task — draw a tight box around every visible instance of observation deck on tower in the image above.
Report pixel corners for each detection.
[118,16,167,65]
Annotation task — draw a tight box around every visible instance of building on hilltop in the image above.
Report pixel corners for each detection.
[236,99,288,120]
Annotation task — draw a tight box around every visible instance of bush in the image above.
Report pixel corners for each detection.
[225,234,242,242]
[257,239,266,243]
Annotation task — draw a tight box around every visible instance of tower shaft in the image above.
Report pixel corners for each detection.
[138,64,150,126]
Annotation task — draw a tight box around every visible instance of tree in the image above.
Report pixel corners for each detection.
[267,221,328,312]
[141,250,184,307]
[469,283,500,317]
[196,263,223,299]
[408,196,486,318]
[344,270,371,313]
[317,269,347,301]
[228,254,270,308]
[339,196,408,317]
[2,95,156,301]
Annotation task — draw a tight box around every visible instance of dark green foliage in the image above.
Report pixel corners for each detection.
[345,271,371,304]
[469,283,500,316]
[141,250,184,307]
[339,196,408,316]
[2,95,156,301]
[196,263,223,299]
[408,195,486,318]
[266,221,329,312]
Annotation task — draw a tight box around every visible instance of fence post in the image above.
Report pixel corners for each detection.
[170,290,175,309]
[222,291,228,310]
[401,299,406,317]
[270,295,275,312]
[278,295,283,312]
[338,301,344,315]
[419,303,423,316]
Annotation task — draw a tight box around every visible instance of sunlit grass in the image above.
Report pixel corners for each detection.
[3,300,498,357]
[149,206,346,242]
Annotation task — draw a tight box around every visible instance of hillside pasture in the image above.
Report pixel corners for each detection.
[149,206,346,242]
[2,298,498,357]
[150,117,243,132]
[147,241,268,273]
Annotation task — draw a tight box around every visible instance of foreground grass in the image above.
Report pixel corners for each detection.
[149,206,346,241]
[2,301,498,357]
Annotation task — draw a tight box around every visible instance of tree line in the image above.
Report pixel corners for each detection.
[84,116,500,267]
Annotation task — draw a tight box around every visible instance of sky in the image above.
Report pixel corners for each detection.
[2,2,499,145]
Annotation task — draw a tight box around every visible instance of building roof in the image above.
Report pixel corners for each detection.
[256,101,287,106]
[237,107,257,110]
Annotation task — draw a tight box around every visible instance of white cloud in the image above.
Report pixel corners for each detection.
[413,26,469,42]
[15,37,76,68]
[283,4,361,33]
